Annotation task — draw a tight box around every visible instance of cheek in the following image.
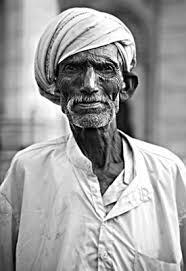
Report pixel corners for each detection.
[101,77,123,100]
[56,76,82,100]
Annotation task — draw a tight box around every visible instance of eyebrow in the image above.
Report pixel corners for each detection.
[61,55,120,69]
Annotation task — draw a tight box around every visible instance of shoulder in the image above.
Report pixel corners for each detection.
[12,135,69,167]
[125,134,186,171]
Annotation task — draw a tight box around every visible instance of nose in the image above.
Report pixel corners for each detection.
[81,67,98,94]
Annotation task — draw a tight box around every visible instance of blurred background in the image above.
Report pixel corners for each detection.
[0,0,186,182]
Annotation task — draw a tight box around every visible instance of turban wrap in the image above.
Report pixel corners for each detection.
[34,7,136,105]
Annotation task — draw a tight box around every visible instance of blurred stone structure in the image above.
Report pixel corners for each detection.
[0,0,186,182]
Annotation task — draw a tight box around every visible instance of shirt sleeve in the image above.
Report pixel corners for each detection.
[175,162,186,270]
[0,155,24,271]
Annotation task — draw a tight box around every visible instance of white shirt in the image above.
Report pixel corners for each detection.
[0,131,186,271]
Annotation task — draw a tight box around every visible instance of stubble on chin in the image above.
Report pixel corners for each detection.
[66,105,117,128]
[69,112,113,128]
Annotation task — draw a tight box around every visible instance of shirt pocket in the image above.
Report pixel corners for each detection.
[134,251,181,271]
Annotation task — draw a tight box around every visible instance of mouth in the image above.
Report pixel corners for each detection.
[67,95,109,114]
[73,102,105,110]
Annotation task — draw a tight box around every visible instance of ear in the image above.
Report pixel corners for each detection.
[120,72,138,102]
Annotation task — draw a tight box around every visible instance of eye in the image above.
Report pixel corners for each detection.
[63,64,79,73]
[96,63,115,74]
[104,64,114,72]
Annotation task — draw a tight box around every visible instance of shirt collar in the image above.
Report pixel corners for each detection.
[66,132,93,174]
[66,130,134,177]
[104,132,153,220]
[66,130,153,220]
[102,133,134,206]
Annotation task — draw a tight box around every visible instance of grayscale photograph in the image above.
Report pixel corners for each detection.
[0,0,186,270]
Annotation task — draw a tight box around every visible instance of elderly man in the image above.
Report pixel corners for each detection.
[0,7,186,271]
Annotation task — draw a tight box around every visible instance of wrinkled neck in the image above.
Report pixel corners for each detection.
[70,119,123,170]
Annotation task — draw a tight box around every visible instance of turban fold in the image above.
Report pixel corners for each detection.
[34,7,136,105]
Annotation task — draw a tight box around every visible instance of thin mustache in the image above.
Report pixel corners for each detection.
[67,94,108,108]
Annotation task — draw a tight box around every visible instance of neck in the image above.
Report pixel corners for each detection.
[70,119,123,171]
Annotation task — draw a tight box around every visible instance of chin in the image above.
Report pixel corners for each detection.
[69,111,115,128]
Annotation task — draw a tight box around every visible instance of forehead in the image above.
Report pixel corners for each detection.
[62,44,120,64]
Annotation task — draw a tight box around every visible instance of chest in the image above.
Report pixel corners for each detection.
[17,182,181,271]
[94,161,124,195]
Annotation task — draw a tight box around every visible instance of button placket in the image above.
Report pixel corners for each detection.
[98,221,113,270]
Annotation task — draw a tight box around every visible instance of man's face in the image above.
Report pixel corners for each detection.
[56,44,124,128]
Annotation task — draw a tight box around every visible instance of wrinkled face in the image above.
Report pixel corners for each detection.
[56,44,125,128]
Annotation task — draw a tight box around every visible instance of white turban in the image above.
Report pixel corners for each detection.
[34,7,136,105]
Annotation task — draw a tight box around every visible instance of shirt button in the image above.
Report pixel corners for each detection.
[103,251,108,260]
[99,251,108,260]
